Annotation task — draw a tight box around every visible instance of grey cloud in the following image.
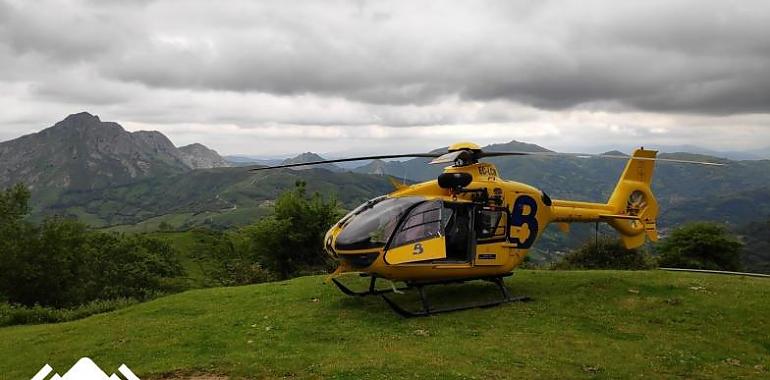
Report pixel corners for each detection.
[0,1,143,62]
[1,0,770,116]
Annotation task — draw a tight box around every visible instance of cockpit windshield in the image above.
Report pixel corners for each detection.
[335,196,424,250]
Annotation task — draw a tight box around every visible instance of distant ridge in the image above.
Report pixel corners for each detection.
[281,152,342,171]
[483,140,552,153]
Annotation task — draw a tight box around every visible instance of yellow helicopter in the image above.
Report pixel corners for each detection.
[252,142,721,316]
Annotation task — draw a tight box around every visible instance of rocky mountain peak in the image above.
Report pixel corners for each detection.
[48,112,123,137]
[59,111,101,125]
[132,130,180,156]
[0,113,230,194]
[178,143,231,169]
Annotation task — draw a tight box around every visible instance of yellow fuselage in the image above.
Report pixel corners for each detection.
[326,150,658,282]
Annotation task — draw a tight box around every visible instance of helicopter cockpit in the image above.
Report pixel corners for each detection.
[333,196,506,265]
[334,196,424,251]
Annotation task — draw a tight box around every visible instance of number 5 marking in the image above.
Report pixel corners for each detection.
[510,195,539,248]
[413,243,424,255]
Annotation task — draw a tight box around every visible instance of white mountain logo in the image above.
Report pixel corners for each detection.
[31,357,140,380]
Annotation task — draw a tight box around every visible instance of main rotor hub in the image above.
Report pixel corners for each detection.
[431,142,484,167]
[447,141,482,153]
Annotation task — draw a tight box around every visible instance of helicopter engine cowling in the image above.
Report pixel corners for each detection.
[438,172,472,189]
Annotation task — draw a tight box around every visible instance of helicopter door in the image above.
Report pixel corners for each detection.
[443,203,474,262]
[384,201,447,265]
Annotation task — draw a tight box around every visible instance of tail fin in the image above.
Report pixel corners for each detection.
[605,148,659,248]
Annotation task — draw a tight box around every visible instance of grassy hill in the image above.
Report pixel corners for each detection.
[1,271,768,379]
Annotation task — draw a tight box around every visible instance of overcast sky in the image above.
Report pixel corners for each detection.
[1,0,769,156]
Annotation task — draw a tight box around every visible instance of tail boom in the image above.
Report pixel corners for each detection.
[547,148,660,248]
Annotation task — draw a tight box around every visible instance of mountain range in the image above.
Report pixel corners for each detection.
[2,112,769,270]
[0,113,394,227]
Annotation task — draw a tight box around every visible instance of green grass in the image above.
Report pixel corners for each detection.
[1,270,768,379]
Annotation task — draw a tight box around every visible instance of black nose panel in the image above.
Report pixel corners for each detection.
[342,252,380,268]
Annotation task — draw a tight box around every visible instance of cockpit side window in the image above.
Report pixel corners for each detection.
[335,196,424,251]
[476,209,507,241]
[389,201,443,248]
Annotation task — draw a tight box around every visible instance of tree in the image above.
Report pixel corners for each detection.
[0,184,34,303]
[657,222,743,271]
[0,183,184,307]
[554,236,655,270]
[0,184,31,260]
[15,218,93,307]
[0,217,184,307]
[244,181,341,279]
[0,183,29,224]
[737,219,770,274]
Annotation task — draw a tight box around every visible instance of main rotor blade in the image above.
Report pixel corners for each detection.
[480,151,725,166]
[248,153,442,171]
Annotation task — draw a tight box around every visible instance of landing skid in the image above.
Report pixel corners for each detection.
[382,275,530,317]
[332,273,530,317]
[331,275,409,297]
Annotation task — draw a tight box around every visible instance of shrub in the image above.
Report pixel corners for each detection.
[243,181,341,279]
[553,236,656,270]
[0,298,139,327]
[158,221,174,232]
[657,222,742,271]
